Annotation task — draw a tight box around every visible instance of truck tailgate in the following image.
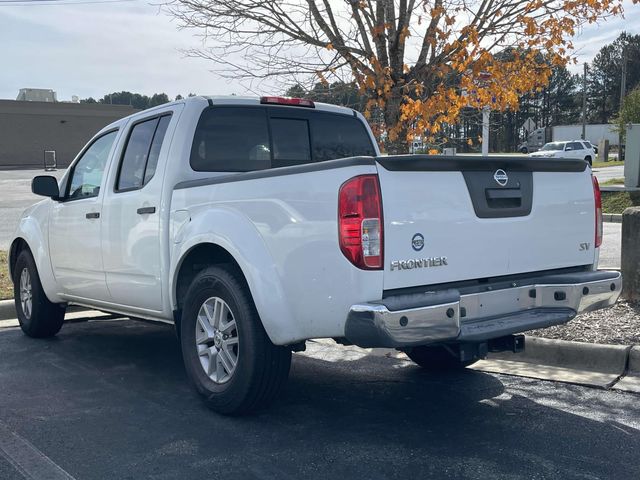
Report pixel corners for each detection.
[376,156,596,291]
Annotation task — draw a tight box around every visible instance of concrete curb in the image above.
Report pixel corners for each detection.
[470,336,632,389]
[603,213,623,223]
[0,300,15,321]
[601,186,640,193]
[309,336,638,391]
[0,310,122,329]
[614,346,640,393]
[0,299,87,321]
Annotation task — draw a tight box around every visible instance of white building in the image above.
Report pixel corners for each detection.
[552,124,619,146]
[16,88,58,103]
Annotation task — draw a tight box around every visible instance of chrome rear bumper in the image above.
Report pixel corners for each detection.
[345,270,622,348]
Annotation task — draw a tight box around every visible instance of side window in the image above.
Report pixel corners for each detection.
[116,114,171,192]
[145,115,171,185]
[190,107,270,172]
[312,115,375,161]
[270,118,311,167]
[568,142,583,150]
[67,130,118,201]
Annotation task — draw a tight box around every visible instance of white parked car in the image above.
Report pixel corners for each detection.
[9,96,621,414]
[529,140,596,165]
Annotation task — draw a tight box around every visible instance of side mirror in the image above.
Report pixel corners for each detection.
[565,147,573,151]
[32,176,60,199]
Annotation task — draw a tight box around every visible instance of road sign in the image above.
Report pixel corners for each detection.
[523,118,536,133]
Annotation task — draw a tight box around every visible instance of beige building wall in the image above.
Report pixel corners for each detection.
[0,100,137,168]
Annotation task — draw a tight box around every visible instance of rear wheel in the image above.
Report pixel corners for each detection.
[13,250,65,338]
[405,345,478,371]
[180,265,291,415]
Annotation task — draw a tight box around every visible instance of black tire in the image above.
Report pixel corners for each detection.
[585,156,592,166]
[519,147,528,154]
[406,345,478,371]
[13,250,65,338]
[180,265,291,415]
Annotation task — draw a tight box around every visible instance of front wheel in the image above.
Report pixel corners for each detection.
[405,345,478,371]
[13,250,65,338]
[180,265,291,415]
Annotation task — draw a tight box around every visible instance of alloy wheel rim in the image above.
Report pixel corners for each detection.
[195,297,239,384]
[19,268,33,320]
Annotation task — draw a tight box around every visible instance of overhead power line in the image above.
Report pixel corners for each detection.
[0,0,136,5]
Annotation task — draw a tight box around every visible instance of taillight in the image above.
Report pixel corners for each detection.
[593,175,603,248]
[260,96,315,108]
[338,175,383,269]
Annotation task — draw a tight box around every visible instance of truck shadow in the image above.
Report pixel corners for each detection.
[1,319,639,479]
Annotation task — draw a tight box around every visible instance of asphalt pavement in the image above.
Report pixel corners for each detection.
[593,165,625,183]
[0,319,638,479]
[0,169,66,250]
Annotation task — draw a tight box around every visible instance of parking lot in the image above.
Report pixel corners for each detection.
[0,166,636,479]
[0,169,65,251]
[592,165,624,183]
[0,318,639,479]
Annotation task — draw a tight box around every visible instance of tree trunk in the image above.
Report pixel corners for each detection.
[382,89,409,154]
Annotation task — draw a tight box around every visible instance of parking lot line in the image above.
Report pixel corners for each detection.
[0,421,76,480]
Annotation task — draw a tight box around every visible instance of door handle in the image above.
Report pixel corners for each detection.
[137,206,156,215]
[85,212,100,219]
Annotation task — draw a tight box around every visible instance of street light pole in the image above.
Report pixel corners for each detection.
[581,63,587,140]
[472,70,493,157]
[482,106,490,157]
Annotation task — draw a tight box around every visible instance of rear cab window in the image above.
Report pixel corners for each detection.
[190,107,271,172]
[270,117,311,167]
[312,114,377,161]
[190,106,375,172]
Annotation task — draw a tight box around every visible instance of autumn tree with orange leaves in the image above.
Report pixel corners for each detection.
[168,0,636,152]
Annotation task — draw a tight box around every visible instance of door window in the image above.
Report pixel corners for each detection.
[117,114,172,191]
[67,130,118,201]
[567,142,583,151]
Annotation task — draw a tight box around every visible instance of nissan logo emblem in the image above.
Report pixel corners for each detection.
[412,233,424,251]
[494,169,508,186]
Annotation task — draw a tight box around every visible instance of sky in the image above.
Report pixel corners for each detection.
[1,0,640,102]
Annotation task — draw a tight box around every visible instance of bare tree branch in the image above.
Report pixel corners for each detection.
[165,0,631,152]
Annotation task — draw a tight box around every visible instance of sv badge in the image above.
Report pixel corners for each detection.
[579,242,591,251]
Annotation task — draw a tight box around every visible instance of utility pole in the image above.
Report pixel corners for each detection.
[619,46,628,160]
[581,63,587,140]
[621,46,628,106]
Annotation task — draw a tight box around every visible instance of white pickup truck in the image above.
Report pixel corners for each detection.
[10,96,621,414]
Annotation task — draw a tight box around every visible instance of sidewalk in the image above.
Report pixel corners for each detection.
[599,222,621,269]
